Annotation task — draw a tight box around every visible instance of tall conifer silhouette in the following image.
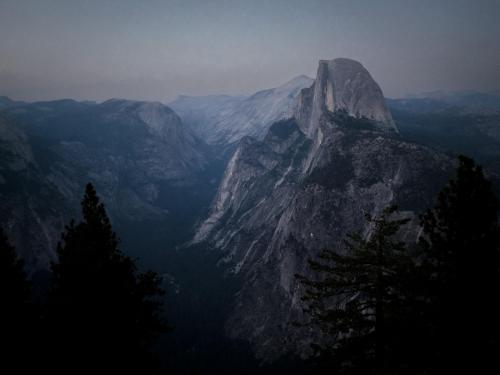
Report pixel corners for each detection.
[296,206,417,374]
[0,226,31,369]
[47,183,166,373]
[419,155,500,373]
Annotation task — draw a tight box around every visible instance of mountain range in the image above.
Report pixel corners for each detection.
[170,75,314,146]
[0,98,216,271]
[1,58,500,366]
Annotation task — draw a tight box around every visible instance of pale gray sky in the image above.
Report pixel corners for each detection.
[1,0,499,101]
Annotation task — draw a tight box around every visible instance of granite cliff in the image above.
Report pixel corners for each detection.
[194,58,453,360]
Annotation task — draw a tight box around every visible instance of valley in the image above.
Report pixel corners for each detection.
[1,58,500,372]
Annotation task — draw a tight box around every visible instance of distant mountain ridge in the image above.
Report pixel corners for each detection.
[402,90,500,112]
[170,75,314,145]
[0,96,26,110]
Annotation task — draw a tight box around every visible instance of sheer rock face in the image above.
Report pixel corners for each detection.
[194,59,452,361]
[296,58,396,139]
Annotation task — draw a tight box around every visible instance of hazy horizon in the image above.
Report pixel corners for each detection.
[1,0,499,102]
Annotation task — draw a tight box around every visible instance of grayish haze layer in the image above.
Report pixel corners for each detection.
[1,0,499,102]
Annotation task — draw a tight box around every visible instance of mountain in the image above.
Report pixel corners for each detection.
[400,90,500,112]
[295,58,396,138]
[2,63,499,369]
[0,99,219,271]
[170,75,314,146]
[0,115,73,270]
[0,96,26,110]
[387,98,500,181]
[193,58,453,361]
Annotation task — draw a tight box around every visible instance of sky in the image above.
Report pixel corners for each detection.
[0,0,499,102]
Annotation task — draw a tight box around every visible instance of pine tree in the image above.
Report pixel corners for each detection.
[419,155,500,373]
[0,226,30,309]
[46,183,167,373]
[296,206,418,374]
[0,226,31,367]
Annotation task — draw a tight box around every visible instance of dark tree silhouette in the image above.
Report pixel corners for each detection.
[0,226,31,368]
[419,155,500,373]
[46,183,167,373]
[0,225,30,309]
[296,206,419,374]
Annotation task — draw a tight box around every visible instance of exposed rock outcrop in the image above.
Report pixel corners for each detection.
[194,59,452,360]
[295,58,396,138]
[170,75,314,146]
